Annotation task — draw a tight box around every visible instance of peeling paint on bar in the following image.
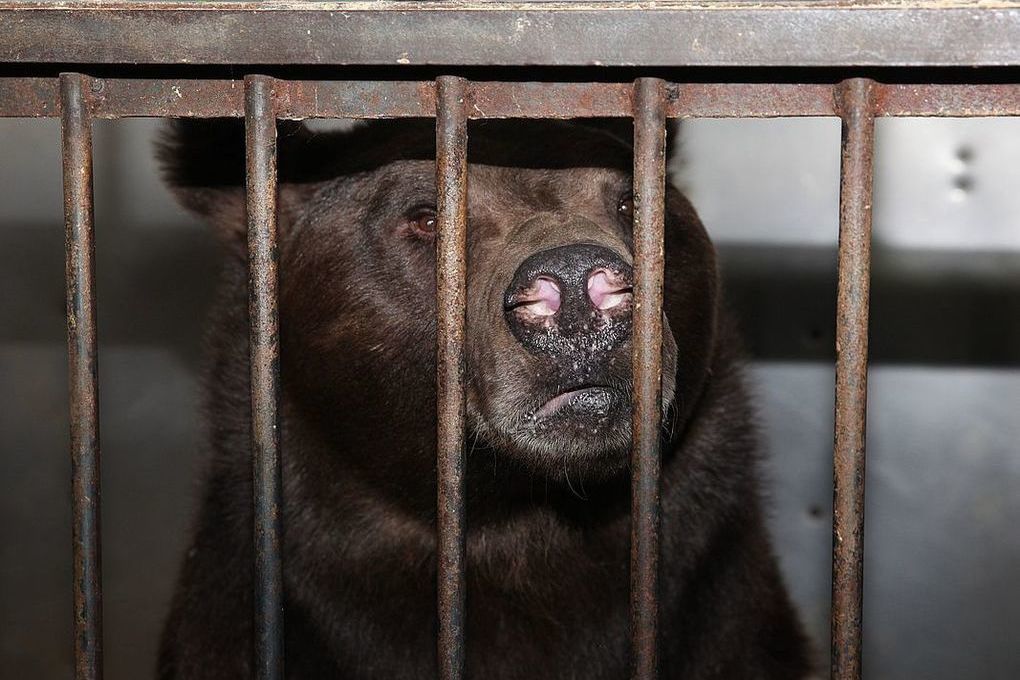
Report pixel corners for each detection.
[435,75,469,680]
[245,74,285,680]
[61,71,103,680]
[831,77,876,680]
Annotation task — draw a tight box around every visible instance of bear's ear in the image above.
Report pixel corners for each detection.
[157,119,326,249]
[579,118,682,165]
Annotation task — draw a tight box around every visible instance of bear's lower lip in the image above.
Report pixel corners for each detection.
[534,386,621,419]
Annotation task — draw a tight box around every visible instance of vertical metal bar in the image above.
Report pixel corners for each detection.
[244,74,284,680]
[630,76,667,680]
[831,77,876,680]
[61,71,103,680]
[435,75,468,680]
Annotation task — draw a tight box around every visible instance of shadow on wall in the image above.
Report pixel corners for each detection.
[0,118,218,679]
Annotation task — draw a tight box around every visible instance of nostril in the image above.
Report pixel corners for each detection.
[587,268,632,311]
[505,244,633,353]
[510,275,561,317]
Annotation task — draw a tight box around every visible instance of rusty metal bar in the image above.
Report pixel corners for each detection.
[62,71,103,680]
[245,74,284,680]
[831,77,876,680]
[2,3,1019,67]
[874,83,1020,117]
[435,74,469,680]
[630,76,667,680]
[4,78,1020,120]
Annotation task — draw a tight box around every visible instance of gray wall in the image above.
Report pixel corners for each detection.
[1,116,1018,678]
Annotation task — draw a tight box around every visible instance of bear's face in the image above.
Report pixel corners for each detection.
[164,119,717,484]
[461,162,682,478]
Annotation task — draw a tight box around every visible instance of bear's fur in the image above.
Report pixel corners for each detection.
[157,118,813,679]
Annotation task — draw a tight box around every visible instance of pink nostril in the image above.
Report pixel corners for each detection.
[516,276,561,317]
[588,269,632,311]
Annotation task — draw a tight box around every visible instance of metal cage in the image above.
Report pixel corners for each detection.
[1,2,1018,679]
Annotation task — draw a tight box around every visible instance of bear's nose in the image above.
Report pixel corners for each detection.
[504,244,633,356]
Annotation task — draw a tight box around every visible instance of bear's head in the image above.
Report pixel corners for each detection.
[161,118,718,493]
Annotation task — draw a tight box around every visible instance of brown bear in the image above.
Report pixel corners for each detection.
[156,117,813,679]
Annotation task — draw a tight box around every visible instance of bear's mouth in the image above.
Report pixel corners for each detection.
[469,374,648,478]
[532,385,624,422]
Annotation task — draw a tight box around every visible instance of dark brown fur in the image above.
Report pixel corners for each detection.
[157,119,813,679]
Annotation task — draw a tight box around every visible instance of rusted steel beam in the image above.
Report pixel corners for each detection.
[1,3,1018,67]
[435,74,469,680]
[875,83,1020,117]
[61,71,103,680]
[3,77,1020,119]
[630,76,667,680]
[245,74,284,680]
[668,83,836,118]
[281,79,435,118]
[831,78,876,680]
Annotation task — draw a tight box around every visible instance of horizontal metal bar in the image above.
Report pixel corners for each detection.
[61,71,103,680]
[244,73,285,680]
[2,78,1020,119]
[875,83,1020,117]
[1,3,1018,67]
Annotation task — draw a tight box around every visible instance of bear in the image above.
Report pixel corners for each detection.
[156,116,813,679]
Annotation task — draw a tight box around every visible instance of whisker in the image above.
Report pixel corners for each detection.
[563,459,587,500]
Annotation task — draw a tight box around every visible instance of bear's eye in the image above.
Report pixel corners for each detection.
[617,193,635,220]
[405,206,438,239]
